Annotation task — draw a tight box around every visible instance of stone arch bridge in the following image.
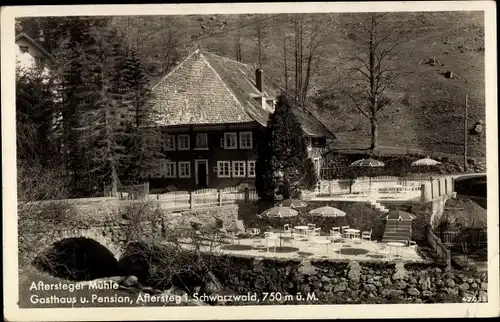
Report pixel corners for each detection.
[30,225,129,261]
[20,199,240,265]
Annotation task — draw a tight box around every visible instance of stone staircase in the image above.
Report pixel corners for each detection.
[382,219,412,243]
[366,199,389,213]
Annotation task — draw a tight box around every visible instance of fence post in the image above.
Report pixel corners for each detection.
[438,179,442,197]
[189,192,194,209]
[329,181,334,196]
[218,189,222,206]
[244,187,249,203]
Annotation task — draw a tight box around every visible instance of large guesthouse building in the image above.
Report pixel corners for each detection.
[149,50,334,190]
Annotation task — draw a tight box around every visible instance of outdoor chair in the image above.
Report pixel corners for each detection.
[281,231,294,248]
[307,223,316,230]
[362,229,372,241]
[293,230,305,241]
[252,239,265,250]
[283,224,291,232]
[330,227,342,239]
[264,232,279,252]
[313,227,321,236]
[341,226,350,238]
[352,231,362,243]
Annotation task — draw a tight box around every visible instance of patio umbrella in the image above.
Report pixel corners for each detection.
[261,206,298,248]
[309,206,346,217]
[276,199,308,208]
[378,210,416,221]
[350,158,385,193]
[261,206,299,218]
[411,157,441,167]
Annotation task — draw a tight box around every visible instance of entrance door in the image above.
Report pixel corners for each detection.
[196,160,208,187]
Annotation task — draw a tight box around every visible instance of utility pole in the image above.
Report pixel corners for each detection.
[464,94,468,170]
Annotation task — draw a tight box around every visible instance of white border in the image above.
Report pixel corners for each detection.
[2,2,498,320]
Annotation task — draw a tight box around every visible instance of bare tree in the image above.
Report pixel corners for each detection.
[283,35,289,92]
[346,13,412,152]
[290,14,329,104]
[254,15,268,68]
[234,19,243,62]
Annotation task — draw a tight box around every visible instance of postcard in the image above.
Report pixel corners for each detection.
[2,1,498,320]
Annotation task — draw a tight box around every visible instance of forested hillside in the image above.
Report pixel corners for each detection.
[17,11,486,171]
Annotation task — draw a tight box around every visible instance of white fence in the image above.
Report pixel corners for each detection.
[314,175,456,201]
[150,186,258,211]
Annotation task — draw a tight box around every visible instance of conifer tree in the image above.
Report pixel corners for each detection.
[16,67,60,168]
[76,25,131,197]
[117,49,163,184]
[56,18,110,195]
[256,94,317,202]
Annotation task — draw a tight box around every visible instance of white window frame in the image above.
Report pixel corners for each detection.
[232,161,246,178]
[178,161,191,178]
[164,134,176,151]
[223,132,237,149]
[247,160,256,178]
[194,133,208,150]
[177,134,190,150]
[239,132,253,149]
[164,161,177,178]
[217,161,231,178]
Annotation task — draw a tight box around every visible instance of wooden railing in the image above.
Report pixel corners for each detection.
[426,226,451,269]
[149,187,258,211]
[441,229,487,246]
[104,182,150,200]
[314,176,428,199]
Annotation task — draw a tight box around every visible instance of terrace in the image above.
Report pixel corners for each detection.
[176,223,426,263]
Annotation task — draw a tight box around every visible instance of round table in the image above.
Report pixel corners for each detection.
[313,239,331,254]
[386,242,405,257]
[294,226,309,239]
[344,228,360,241]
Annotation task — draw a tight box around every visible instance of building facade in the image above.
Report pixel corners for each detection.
[148,50,334,191]
[15,32,54,75]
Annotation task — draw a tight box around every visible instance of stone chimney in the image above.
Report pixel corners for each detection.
[255,69,264,93]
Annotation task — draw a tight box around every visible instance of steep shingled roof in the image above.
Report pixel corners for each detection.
[15,32,55,61]
[151,50,333,137]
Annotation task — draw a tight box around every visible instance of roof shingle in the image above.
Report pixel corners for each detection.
[151,50,334,137]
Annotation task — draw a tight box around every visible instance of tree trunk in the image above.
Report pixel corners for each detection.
[370,117,379,152]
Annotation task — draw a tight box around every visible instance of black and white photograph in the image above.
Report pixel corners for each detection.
[2,2,498,320]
